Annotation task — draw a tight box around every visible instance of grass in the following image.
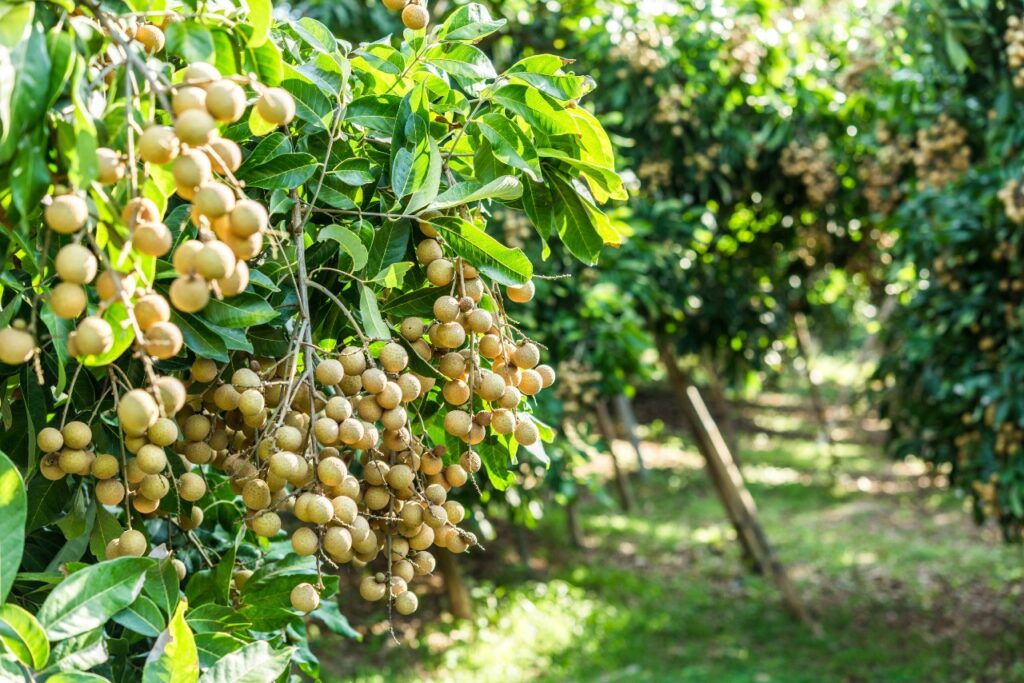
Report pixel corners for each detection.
[314,391,1024,683]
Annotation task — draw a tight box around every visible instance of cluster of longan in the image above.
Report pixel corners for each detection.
[998,178,1024,224]
[381,0,430,30]
[684,143,725,183]
[636,159,672,193]
[608,29,668,74]
[780,135,838,206]
[913,114,970,188]
[858,127,912,215]
[1006,16,1024,88]
[724,17,767,79]
[554,359,602,417]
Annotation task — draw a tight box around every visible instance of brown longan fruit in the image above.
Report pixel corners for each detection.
[324,396,352,421]
[169,275,210,313]
[359,575,387,602]
[45,195,89,234]
[50,283,87,320]
[128,294,166,333]
[290,582,320,613]
[291,527,319,556]
[433,295,460,323]
[139,125,180,165]
[39,455,65,481]
[118,529,147,557]
[0,322,34,365]
[147,417,178,447]
[91,453,119,479]
[416,239,443,265]
[506,280,535,303]
[323,526,353,559]
[58,449,91,475]
[444,464,468,488]
[400,317,424,341]
[182,62,220,88]
[434,322,466,349]
[317,457,347,487]
[383,0,406,10]
[399,2,428,29]
[426,259,454,286]
[443,380,470,405]
[252,511,281,537]
[514,418,539,445]
[117,389,159,436]
[518,369,543,396]
[315,359,344,386]
[228,200,268,238]
[139,473,170,501]
[144,321,183,360]
[62,420,92,450]
[55,244,98,285]
[133,222,172,258]
[424,483,447,505]
[37,427,64,453]
[379,342,409,373]
[76,316,113,356]
[206,137,243,175]
[394,590,418,615]
[424,504,448,528]
[104,538,121,559]
[178,506,204,530]
[255,88,296,126]
[97,148,125,185]
[412,551,436,575]
[339,347,367,375]
[205,79,247,122]
[95,478,126,506]
[194,182,236,219]
[536,364,556,388]
[136,444,168,475]
[195,240,236,280]
[175,108,216,147]
[134,24,165,53]
[364,486,391,511]
[156,376,187,416]
[172,150,212,191]
[331,495,358,525]
[190,358,218,384]
[467,308,493,334]
[178,472,206,502]
[512,342,540,369]
[217,261,250,297]
[307,495,336,525]
[409,524,435,551]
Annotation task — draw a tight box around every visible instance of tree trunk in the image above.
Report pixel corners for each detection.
[703,352,741,464]
[613,393,648,478]
[657,336,813,626]
[792,311,838,475]
[565,497,586,548]
[595,399,635,511]
[437,550,473,619]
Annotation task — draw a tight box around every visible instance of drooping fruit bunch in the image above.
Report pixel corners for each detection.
[998,177,1024,223]
[780,135,839,206]
[913,114,970,189]
[857,125,912,216]
[1006,16,1024,88]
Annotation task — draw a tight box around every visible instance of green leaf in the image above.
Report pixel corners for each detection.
[359,284,390,339]
[428,176,522,211]
[166,21,215,64]
[44,627,107,673]
[198,641,293,683]
[475,113,542,182]
[201,294,279,329]
[318,224,369,270]
[37,557,154,640]
[195,632,247,669]
[143,601,198,683]
[246,40,284,86]
[539,147,626,202]
[426,216,532,285]
[45,674,109,683]
[11,129,50,217]
[369,262,413,289]
[290,18,337,54]
[364,222,410,279]
[186,605,251,634]
[237,153,318,190]
[545,173,610,264]
[112,594,165,638]
[345,95,401,135]
[0,604,49,670]
[88,502,123,562]
[24,475,71,532]
[439,4,506,42]
[493,84,577,135]
[0,450,26,604]
[0,8,50,148]
[81,302,135,367]
[382,286,448,318]
[143,558,181,618]
[424,43,497,82]
[246,0,272,48]
[309,600,360,640]
[171,311,228,362]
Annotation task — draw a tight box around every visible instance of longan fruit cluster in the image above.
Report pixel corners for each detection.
[1006,16,1024,88]
[382,0,430,31]
[858,126,912,216]
[998,178,1024,223]
[780,135,838,206]
[913,114,970,189]
[607,29,668,73]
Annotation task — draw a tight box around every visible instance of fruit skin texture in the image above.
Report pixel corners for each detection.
[139,125,180,164]
[49,283,87,319]
[174,108,216,146]
[170,276,210,313]
[290,583,320,613]
[383,0,406,10]
[55,244,98,284]
[256,88,296,125]
[205,79,247,122]
[75,316,114,356]
[118,389,160,436]
[45,195,89,234]
[402,3,429,30]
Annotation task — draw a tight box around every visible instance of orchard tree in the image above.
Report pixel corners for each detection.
[0,0,622,678]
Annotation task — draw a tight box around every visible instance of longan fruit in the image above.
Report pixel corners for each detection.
[139,474,170,501]
[290,582,320,613]
[274,425,302,452]
[518,369,543,396]
[58,449,90,475]
[139,125,180,165]
[434,322,466,349]
[194,182,236,219]
[467,308,493,334]
[206,137,243,175]
[242,479,271,510]
[255,88,296,126]
[228,199,268,238]
[506,280,535,303]
[323,526,353,559]
[45,195,89,234]
[383,0,406,10]
[55,244,98,285]
[397,373,422,402]
[175,108,216,147]
[362,368,387,394]
[95,478,126,506]
[536,364,556,388]
[399,2,428,29]
[144,321,184,360]
[291,527,319,556]
[232,368,261,389]
[400,317,424,341]
[379,342,409,373]
[217,261,249,297]
[132,293,169,332]
[62,420,92,450]
[182,62,220,87]
[136,444,168,475]
[424,483,447,505]
[39,456,65,481]
[119,529,147,557]
[338,418,365,445]
[223,231,263,260]
[178,506,204,530]
[439,353,466,379]
[191,358,219,383]
[37,427,64,453]
[172,150,212,191]
[416,239,443,265]
[178,472,206,501]
[340,347,367,375]
[512,342,540,369]
[50,283,87,319]
[122,197,160,230]
[118,389,159,436]
[317,457,347,487]
[409,524,435,551]
[195,240,237,280]
[325,396,352,421]
[252,511,281,537]
[499,386,522,410]
[395,590,418,615]
[359,575,387,602]
[443,380,470,405]
[433,295,460,323]
[169,275,210,313]
[0,322,34,365]
[156,376,187,416]
[514,418,539,445]
[424,504,448,528]
[75,316,114,356]
[134,24,165,53]
[147,417,179,447]
[444,464,468,488]
[172,559,187,581]
[426,258,454,286]
[315,359,344,386]
[97,148,125,185]
[412,551,436,575]
[268,451,297,479]
[205,79,247,122]
[105,538,121,559]
[133,222,172,258]
[238,388,265,417]
[420,451,443,476]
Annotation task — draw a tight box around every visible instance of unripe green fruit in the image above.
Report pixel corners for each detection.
[291,527,319,556]
[91,453,120,479]
[119,530,147,557]
[395,590,418,615]
[232,568,253,590]
[173,87,206,116]
[290,582,320,613]
[171,150,212,191]
[178,472,206,501]
[400,2,431,28]
[255,88,296,125]
[139,125,179,164]
[169,275,210,313]
[136,444,167,475]
[38,427,64,453]
[95,478,126,506]
[506,280,535,303]
[97,148,125,185]
[175,108,216,146]
[50,283,87,319]
[252,511,281,537]
[55,244,98,284]
[182,62,221,88]
[118,389,160,437]
[62,421,92,449]
[205,79,247,122]
[45,195,89,234]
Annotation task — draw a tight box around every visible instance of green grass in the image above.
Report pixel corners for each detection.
[315,400,1024,683]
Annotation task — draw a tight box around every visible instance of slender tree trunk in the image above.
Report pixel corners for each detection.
[703,352,741,464]
[437,550,473,619]
[657,336,814,626]
[613,393,648,478]
[792,311,838,475]
[565,497,586,548]
[596,399,635,511]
